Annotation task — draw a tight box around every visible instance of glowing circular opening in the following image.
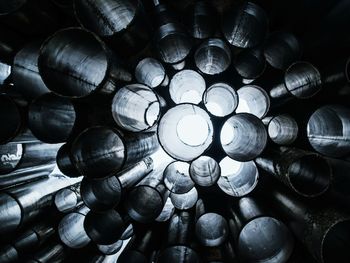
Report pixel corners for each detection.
[206,102,223,116]
[220,123,234,145]
[176,114,209,146]
[220,157,242,175]
[181,90,202,104]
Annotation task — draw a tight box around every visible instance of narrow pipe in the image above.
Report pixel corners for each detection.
[266,114,299,145]
[255,147,332,197]
[28,93,76,143]
[135,58,168,88]
[222,2,268,48]
[170,186,198,210]
[156,197,175,222]
[12,41,50,100]
[169,70,206,105]
[98,240,123,255]
[307,105,350,157]
[0,174,81,234]
[203,82,239,117]
[54,183,82,213]
[56,143,81,178]
[111,84,161,132]
[220,113,267,161]
[163,161,194,194]
[194,38,231,75]
[58,205,91,248]
[71,126,158,179]
[74,0,152,57]
[158,104,214,161]
[38,28,132,98]
[267,187,350,263]
[234,47,266,80]
[26,242,66,263]
[218,156,259,197]
[236,85,270,118]
[81,157,153,211]
[189,156,220,187]
[264,32,302,70]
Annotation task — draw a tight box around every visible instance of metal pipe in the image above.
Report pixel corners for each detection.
[135,58,168,88]
[58,205,91,248]
[71,126,159,179]
[0,174,81,234]
[38,28,132,99]
[184,1,217,40]
[56,143,81,178]
[158,104,214,161]
[222,2,268,48]
[236,85,270,118]
[255,147,332,197]
[98,240,123,255]
[234,47,266,80]
[267,187,350,263]
[28,93,76,143]
[169,70,206,105]
[164,161,194,194]
[111,84,161,132]
[125,169,169,223]
[74,0,152,57]
[218,156,259,197]
[194,38,231,75]
[266,114,299,145]
[264,32,302,70]
[170,186,198,210]
[156,197,175,222]
[12,41,50,101]
[54,183,82,213]
[307,105,350,157]
[80,157,153,211]
[83,209,128,245]
[120,223,134,240]
[0,60,11,85]
[220,113,267,161]
[189,156,220,187]
[26,242,66,263]
[203,82,239,117]
[0,222,55,263]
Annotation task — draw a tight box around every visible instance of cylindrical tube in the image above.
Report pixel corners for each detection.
[236,85,270,118]
[158,104,214,161]
[189,156,220,187]
[97,240,123,255]
[218,156,259,197]
[234,47,266,80]
[26,242,66,263]
[81,157,153,211]
[163,161,194,194]
[135,58,168,88]
[222,2,268,48]
[38,28,132,98]
[194,38,231,75]
[264,31,302,70]
[28,93,76,143]
[169,70,206,105]
[307,105,350,157]
[220,113,267,161]
[203,82,239,117]
[255,147,332,197]
[58,205,91,248]
[170,187,198,210]
[111,84,161,132]
[12,41,50,100]
[71,126,159,178]
[56,143,81,178]
[267,114,299,145]
[54,183,82,213]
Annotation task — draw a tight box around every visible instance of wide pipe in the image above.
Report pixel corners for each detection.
[222,2,268,48]
[74,0,152,56]
[38,28,132,99]
[0,174,81,234]
[194,38,231,75]
[80,157,153,211]
[307,105,350,157]
[28,93,76,143]
[266,114,299,145]
[218,156,259,197]
[54,183,82,213]
[71,126,159,179]
[58,205,91,249]
[255,147,332,197]
[163,161,194,194]
[220,113,267,161]
[189,156,220,187]
[236,85,270,118]
[135,58,168,88]
[234,47,266,80]
[111,84,161,132]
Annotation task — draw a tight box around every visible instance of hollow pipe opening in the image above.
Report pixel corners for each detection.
[164,161,194,194]
[234,48,266,79]
[54,188,79,213]
[203,83,238,117]
[218,157,259,197]
[169,70,206,104]
[189,156,220,187]
[220,113,267,161]
[236,85,270,118]
[158,104,214,161]
[267,114,298,145]
[195,213,228,247]
[170,187,198,210]
[135,58,167,88]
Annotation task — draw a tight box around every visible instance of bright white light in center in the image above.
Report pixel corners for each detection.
[220,157,242,176]
[220,123,234,145]
[236,99,251,114]
[177,114,209,146]
[206,102,223,116]
[180,90,202,104]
